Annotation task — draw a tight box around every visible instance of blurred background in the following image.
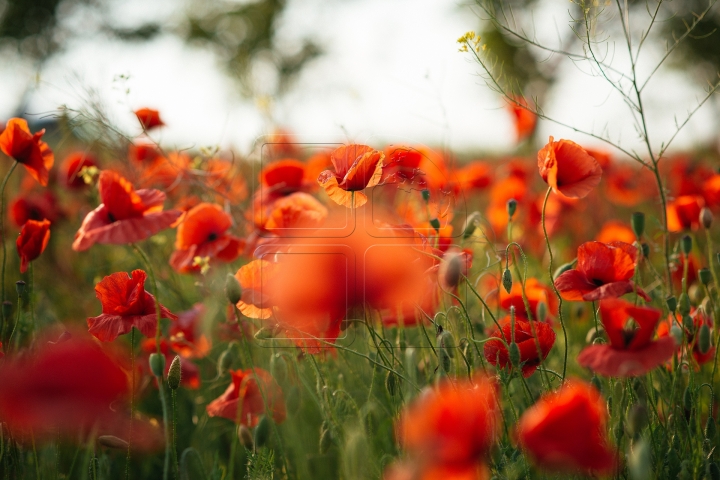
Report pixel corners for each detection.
[1,0,720,156]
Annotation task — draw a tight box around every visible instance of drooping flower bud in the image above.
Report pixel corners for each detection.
[631,212,645,239]
[700,268,712,287]
[270,354,288,384]
[700,207,713,229]
[217,344,235,376]
[666,296,677,313]
[536,301,548,323]
[429,218,441,232]
[682,314,694,334]
[385,371,398,396]
[681,235,692,255]
[508,342,521,368]
[436,327,456,359]
[237,425,253,450]
[167,355,182,390]
[224,273,242,305]
[698,324,712,355]
[149,353,166,378]
[421,189,430,202]
[285,385,301,417]
[254,415,272,448]
[706,416,717,440]
[628,438,651,480]
[553,261,575,280]
[462,212,480,239]
[506,198,517,219]
[98,435,130,450]
[502,267,513,294]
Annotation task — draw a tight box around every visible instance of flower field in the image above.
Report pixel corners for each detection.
[1,2,720,480]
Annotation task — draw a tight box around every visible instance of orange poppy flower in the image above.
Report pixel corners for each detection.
[128,142,162,164]
[577,299,674,377]
[702,174,720,208]
[554,241,649,301]
[169,203,244,273]
[537,137,602,199]
[483,317,556,377]
[0,337,128,436]
[595,220,635,244]
[263,192,328,230]
[317,144,384,207]
[60,152,97,188]
[234,259,279,320]
[455,162,492,193]
[139,151,191,189]
[498,278,558,320]
[16,219,50,273]
[604,164,651,207]
[507,97,537,142]
[667,195,704,232]
[398,375,499,470]
[87,269,178,342]
[516,380,616,474]
[72,170,181,251]
[0,118,54,186]
[380,147,425,186]
[206,368,286,427]
[134,108,165,130]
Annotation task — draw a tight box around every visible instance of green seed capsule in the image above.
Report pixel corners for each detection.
[698,324,711,355]
[681,235,692,255]
[699,268,712,286]
[678,293,691,316]
[641,243,650,258]
[506,198,517,219]
[14,281,25,296]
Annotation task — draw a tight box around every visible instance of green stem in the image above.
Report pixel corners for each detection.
[0,162,18,311]
[541,187,568,383]
[172,389,178,480]
[125,327,135,480]
[131,244,163,354]
[156,374,171,480]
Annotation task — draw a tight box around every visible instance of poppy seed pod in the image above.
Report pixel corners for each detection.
[168,355,182,390]
[149,353,166,378]
[681,235,693,256]
[631,212,645,239]
[698,324,712,355]
[502,267,513,294]
[700,207,713,229]
[678,293,691,316]
[224,273,242,305]
[14,281,25,296]
[666,296,677,313]
[506,198,517,219]
[699,268,712,286]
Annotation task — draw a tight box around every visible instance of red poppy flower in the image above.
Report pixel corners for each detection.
[170,203,244,273]
[379,147,425,186]
[129,142,162,163]
[596,221,635,244]
[383,461,488,480]
[507,97,537,142]
[554,241,649,302]
[206,368,285,427]
[0,118,54,186]
[498,278,558,320]
[61,152,97,188]
[0,337,128,436]
[398,376,499,470]
[87,269,178,342]
[577,299,675,377]
[9,190,62,227]
[703,174,720,208]
[263,192,328,230]
[72,170,182,251]
[484,318,556,377]
[169,303,210,359]
[657,308,715,367]
[455,162,492,193]
[234,260,278,320]
[134,108,165,130]
[317,144,384,207]
[516,380,616,474]
[16,219,50,273]
[537,137,602,199]
[667,195,704,232]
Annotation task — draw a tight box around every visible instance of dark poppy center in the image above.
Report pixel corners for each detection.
[621,329,636,348]
[591,278,604,287]
[108,212,116,223]
[208,232,218,242]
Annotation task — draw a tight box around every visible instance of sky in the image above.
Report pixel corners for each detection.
[1,0,718,159]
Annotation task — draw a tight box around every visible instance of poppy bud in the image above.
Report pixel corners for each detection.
[700,268,712,286]
[670,325,684,345]
[553,261,575,280]
[462,212,480,239]
[506,198,517,219]
[167,355,181,390]
[14,281,25,297]
[270,354,288,384]
[180,448,207,480]
[319,424,334,454]
[666,296,677,313]
[217,345,235,376]
[678,292,691,316]
[149,353,166,378]
[286,385,301,417]
[681,235,692,255]
[385,371,397,396]
[641,243,650,259]
[421,189,430,202]
[224,274,242,305]
[706,416,717,440]
[628,438,651,480]
[698,324,712,355]
[591,375,602,393]
[683,386,693,412]
[436,329,456,358]
[254,415,272,448]
[700,207,713,229]
[682,314,694,334]
[429,218,441,232]
[631,212,645,239]
[536,301,547,323]
[98,435,129,450]
[2,301,11,320]
[237,425,253,450]
[508,342,521,368]
[502,267,512,294]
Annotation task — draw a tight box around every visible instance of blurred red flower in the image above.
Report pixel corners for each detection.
[0,337,128,436]
[0,118,54,186]
[657,308,715,368]
[87,269,178,342]
[537,137,602,199]
[516,380,616,474]
[507,97,537,143]
[577,298,674,377]
[555,241,648,301]
[134,108,165,130]
[9,190,62,227]
[667,195,704,232]
[170,203,244,273]
[16,219,50,273]
[398,376,499,474]
[317,144,384,207]
[60,151,97,189]
[498,278,558,321]
[206,368,285,427]
[72,170,181,251]
[483,317,555,377]
[595,220,635,244]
